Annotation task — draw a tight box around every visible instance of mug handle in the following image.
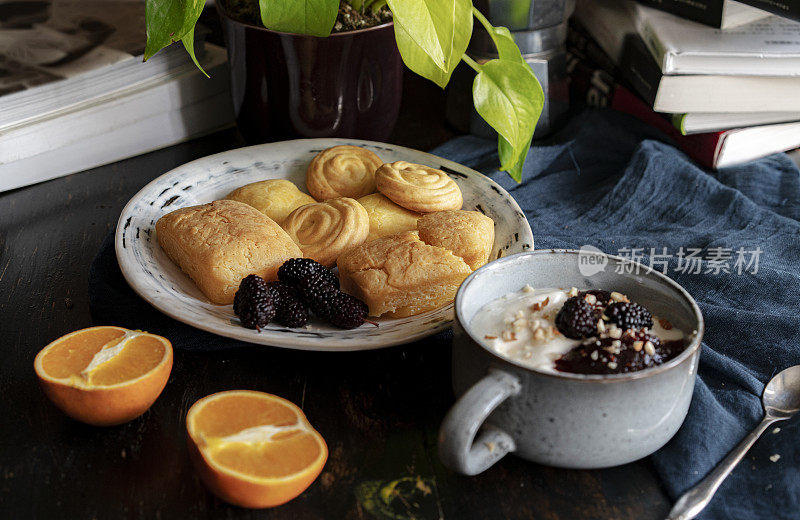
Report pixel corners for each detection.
[438,368,521,475]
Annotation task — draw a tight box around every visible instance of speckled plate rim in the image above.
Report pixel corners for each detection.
[115,138,533,351]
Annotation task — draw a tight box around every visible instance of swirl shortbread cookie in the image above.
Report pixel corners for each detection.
[281,197,369,267]
[306,145,383,200]
[374,161,462,213]
[357,193,421,242]
[417,210,495,270]
[225,179,316,224]
[337,231,472,318]
[156,200,302,305]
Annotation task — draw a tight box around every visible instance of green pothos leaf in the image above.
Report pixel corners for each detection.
[387,0,472,87]
[498,134,531,183]
[180,26,207,77]
[472,59,543,182]
[144,0,204,61]
[259,0,338,37]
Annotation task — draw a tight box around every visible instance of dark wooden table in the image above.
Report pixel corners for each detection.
[0,73,672,519]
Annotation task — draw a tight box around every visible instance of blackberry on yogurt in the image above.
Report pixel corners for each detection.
[472,286,687,376]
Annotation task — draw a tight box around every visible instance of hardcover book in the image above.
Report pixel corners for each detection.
[575,0,800,75]
[636,0,769,29]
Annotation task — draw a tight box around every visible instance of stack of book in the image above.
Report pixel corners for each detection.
[570,0,800,169]
[0,1,235,192]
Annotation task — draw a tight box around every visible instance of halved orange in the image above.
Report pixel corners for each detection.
[34,326,173,426]
[186,390,328,508]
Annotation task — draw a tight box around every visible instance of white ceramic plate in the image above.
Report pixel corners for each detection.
[115,138,533,351]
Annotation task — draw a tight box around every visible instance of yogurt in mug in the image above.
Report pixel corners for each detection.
[470,286,686,374]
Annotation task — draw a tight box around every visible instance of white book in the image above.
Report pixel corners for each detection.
[1,46,194,129]
[648,75,800,112]
[715,121,800,168]
[620,32,800,112]
[0,45,234,191]
[674,111,800,134]
[718,1,772,29]
[575,0,800,76]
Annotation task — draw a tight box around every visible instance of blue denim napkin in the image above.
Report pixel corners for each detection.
[90,108,800,519]
[430,109,800,520]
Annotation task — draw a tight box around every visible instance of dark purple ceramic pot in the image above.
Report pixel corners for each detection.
[217,4,404,143]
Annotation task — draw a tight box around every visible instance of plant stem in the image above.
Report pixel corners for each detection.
[462,54,482,73]
[367,0,388,12]
[472,6,493,34]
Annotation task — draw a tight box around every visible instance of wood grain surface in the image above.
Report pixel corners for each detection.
[0,73,672,519]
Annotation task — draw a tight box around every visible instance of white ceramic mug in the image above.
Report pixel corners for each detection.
[438,250,704,474]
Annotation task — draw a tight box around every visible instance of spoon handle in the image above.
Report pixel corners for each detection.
[666,416,777,520]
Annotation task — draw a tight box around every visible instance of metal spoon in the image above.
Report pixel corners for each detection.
[667,364,800,520]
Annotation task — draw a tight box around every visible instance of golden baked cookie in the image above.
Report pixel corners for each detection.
[306,145,383,200]
[225,179,316,224]
[417,210,495,270]
[357,193,421,242]
[156,200,302,305]
[374,161,463,213]
[337,231,472,318]
[281,197,369,267]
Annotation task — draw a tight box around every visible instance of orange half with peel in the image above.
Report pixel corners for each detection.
[186,390,328,508]
[34,326,173,426]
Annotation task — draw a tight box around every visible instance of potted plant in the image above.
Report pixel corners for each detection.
[144,0,544,181]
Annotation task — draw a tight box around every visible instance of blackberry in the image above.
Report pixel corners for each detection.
[278,258,339,289]
[233,274,269,315]
[237,293,275,330]
[275,298,309,328]
[266,281,309,327]
[266,281,298,307]
[327,292,371,329]
[605,301,653,330]
[555,329,684,375]
[555,296,599,339]
[296,276,339,319]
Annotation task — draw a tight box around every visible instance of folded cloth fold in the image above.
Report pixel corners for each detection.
[90,108,799,519]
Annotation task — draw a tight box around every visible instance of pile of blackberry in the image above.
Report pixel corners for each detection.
[233,258,373,331]
[553,289,673,374]
[555,291,653,339]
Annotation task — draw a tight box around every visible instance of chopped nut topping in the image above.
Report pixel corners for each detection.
[608,327,622,339]
[501,330,517,341]
[590,350,599,361]
[515,310,525,320]
[612,340,622,348]
[610,291,626,302]
[513,318,528,331]
[568,287,579,297]
[607,361,618,370]
[533,328,546,341]
[632,341,644,352]
[530,297,550,312]
[658,318,673,330]
[584,294,597,305]
[644,341,656,356]
[484,335,497,340]
[597,320,606,333]
[522,284,535,293]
